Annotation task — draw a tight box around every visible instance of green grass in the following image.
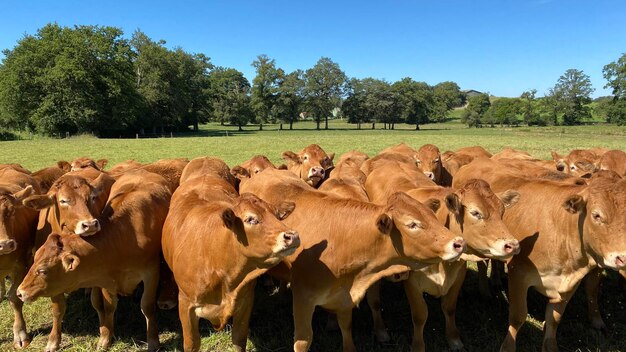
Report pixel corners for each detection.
[1,120,626,351]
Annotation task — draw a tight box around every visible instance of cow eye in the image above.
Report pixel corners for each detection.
[415,159,422,165]
[407,221,422,230]
[570,165,576,171]
[37,268,47,276]
[591,211,604,223]
[303,155,309,161]
[434,158,440,164]
[59,199,70,206]
[469,210,483,219]
[245,216,259,225]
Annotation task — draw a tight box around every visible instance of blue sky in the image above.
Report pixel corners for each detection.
[1,0,624,98]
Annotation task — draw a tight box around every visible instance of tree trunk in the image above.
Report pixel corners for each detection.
[372,122,376,129]
[290,121,293,130]
[193,120,199,131]
[279,123,283,130]
[259,123,263,131]
[316,119,320,130]
[415,124,420,130]
[325,116,328,130]
[238,125,243,131]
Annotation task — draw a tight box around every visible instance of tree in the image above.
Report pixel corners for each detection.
[251,54,281,130]
[274,70,305,130]
[551,69,594,125]
[303,57,347,130]
[391,78,432,130]
[342,78,369,129]
[520,89,545,126]
[0,23,141,136]
[603,53,626,125]
[431,81,464,122]
[461,94,490,127]
[207,67,252,130]
[484,98,520,127]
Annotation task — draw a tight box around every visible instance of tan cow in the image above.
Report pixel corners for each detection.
[364,156,435,205]
[402,180,520,351]
[336,150,369,166]
[454,160,626,352]
[491,147,534,160]
[416,144,444,183]
[551,148,608,177]
[598,149,626,177]
[0,169,39,348]
[319,159,369,201]
[69,157,108,171]
[30,161,71,193]
[17,169,171,352]
[163,170,300,352]
[282,144,335,187]
[240,168,464,352]
[180,156,237,186]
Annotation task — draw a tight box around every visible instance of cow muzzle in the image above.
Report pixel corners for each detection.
[75,219,100,236]
[274,231,300,255]
[0,239,17,254]
[605,253,626,269]
[15,288,32,303]
[442,237,466,261]
[424,171,435,180]
[491,238,520,259]
[307,167,325,185]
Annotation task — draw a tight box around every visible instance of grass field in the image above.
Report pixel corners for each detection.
[1,120,626,352]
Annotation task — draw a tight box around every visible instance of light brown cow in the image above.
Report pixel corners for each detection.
[454,145,493,159]
[364,156,435,205]
[180,156,237,186]
[551,148,608,177]
[108,158,189,193]
[30,161,71,193]
[402,180,520,351]
[163,171,300,352]
[336,150,369,166]
[240,168,465,352]
[416,144,444,183]
[0,164,31,174]
[454,160,626,352]
[598,149,626,177]
[0,169,39,348]
[491,147,534,160]
[282,144,335,187]
[69,157,108,171]
[319,159,369,201]
[17,169,171,352]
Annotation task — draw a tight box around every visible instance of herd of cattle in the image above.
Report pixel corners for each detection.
[0,143,625,352]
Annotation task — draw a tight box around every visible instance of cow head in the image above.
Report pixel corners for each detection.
[282,144,334,187]
[379,192,465,266]
[70,157,108,172]
[17,233,81,302]
[417,144,443,183]
[552,150,599,177]
[445,179,520,260]
[0,185,34,254]
[222,193,300,266]
[22,172,114,236]
[567,177,626,270]
[231,155,278,184]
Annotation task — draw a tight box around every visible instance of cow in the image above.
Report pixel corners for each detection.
[240,168,465,352]
[454,146,493,159]
[551,148,608,177]
[282,144,335,187]
[454,160,626,352]
[69,157,108,171]
[364,156,435,205]
[162,167,300,352]
[107,158,189,193]
[180,156,237,186]
[402,180,520,351]
[319,159,369,201]
[0,164,31,174]
[416,144,444,183]
[30,161,72,193]
[491,147,534,161]
[598,149,626,177]
[336,150,369,166]
[0,169,39,348]
[17,169,171,352]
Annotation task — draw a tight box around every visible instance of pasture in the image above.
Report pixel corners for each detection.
[1,121,626,352]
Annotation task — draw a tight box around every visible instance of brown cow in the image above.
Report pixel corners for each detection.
[491,147,534,160]
[402,181,520,351]
[30,161,71,193]
[162,170,300,352]
[69,157,108,171]
[336,150,369,166]
[454,145,493,159]
[180,156,237,186]
[0,164,31,174]
[598,149,626,177]
[0,169,39,348]
[416,144,444,183]
[454,160,626,352]
[364,156,435,205]
[17,169,171,352]
[282,144,334,187]
[551,148,608,177]
[240,168,465,352]
[319,159,369,201]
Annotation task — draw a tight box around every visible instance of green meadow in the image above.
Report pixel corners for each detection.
[1,120,625,351]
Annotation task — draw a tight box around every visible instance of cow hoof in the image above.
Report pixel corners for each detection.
[97,339,112,350]
[45,340,60,352]
[13,331,30,349]
[375,329,390,343]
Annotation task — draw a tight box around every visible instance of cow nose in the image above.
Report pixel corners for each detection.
[503,240,520,254]
[452,237,465,253]
[424,172,434,180]
[556,165,565,172]
[282,231,300,247]
[615,254,626,268]
[16,289,24,301]
[310,167,325,178]
[0,239,17,254]
[78,219,100,235]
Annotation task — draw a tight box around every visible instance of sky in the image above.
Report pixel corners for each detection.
[1,0,625,98]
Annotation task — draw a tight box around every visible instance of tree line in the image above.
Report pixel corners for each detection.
[1,23,625,137]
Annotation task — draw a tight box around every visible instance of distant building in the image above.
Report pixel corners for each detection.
[463,89,484,98]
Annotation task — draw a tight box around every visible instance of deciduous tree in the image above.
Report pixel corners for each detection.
[303,57,347,130]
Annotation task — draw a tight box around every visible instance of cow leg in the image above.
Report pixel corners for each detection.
[499,272,529,352]
[141,269,160,352]
[542,290,575,352]
[404,276,428,352]
[97,289,118,349]
[477,260,492,298]
[7,269,30,349]
[292,297,316,352]
[232,281,255,352]
[366,281,390,342]
[442,265,466,351]
[178,294,200,352]
[46,294,67,352]
[584,268,607,333]
[336,308,357,352]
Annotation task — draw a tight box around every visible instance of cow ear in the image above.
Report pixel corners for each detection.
[221,208,238,230]
[498,190,521,209]
[328,153,335,162]
[48,233,64,250]
[277,164,288,170]
[90,172,114,197]
[563,194,585,214]
[62,253,80,272]
[57,161,72,172]
[96,159,108,170]
[275,201,296,220]
[445,193,462,215]
[23,194,55,210]
[551,150,562,162]
[282,151,300,164]
[231,166,250,181]
[424,198,441,213]
[12,185,34,205]
[376,214,393,234]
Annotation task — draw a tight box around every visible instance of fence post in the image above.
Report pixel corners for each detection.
[136,133,139,139]
[66,132,69,138]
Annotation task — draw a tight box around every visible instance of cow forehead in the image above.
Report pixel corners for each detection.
[54,176,93,195]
